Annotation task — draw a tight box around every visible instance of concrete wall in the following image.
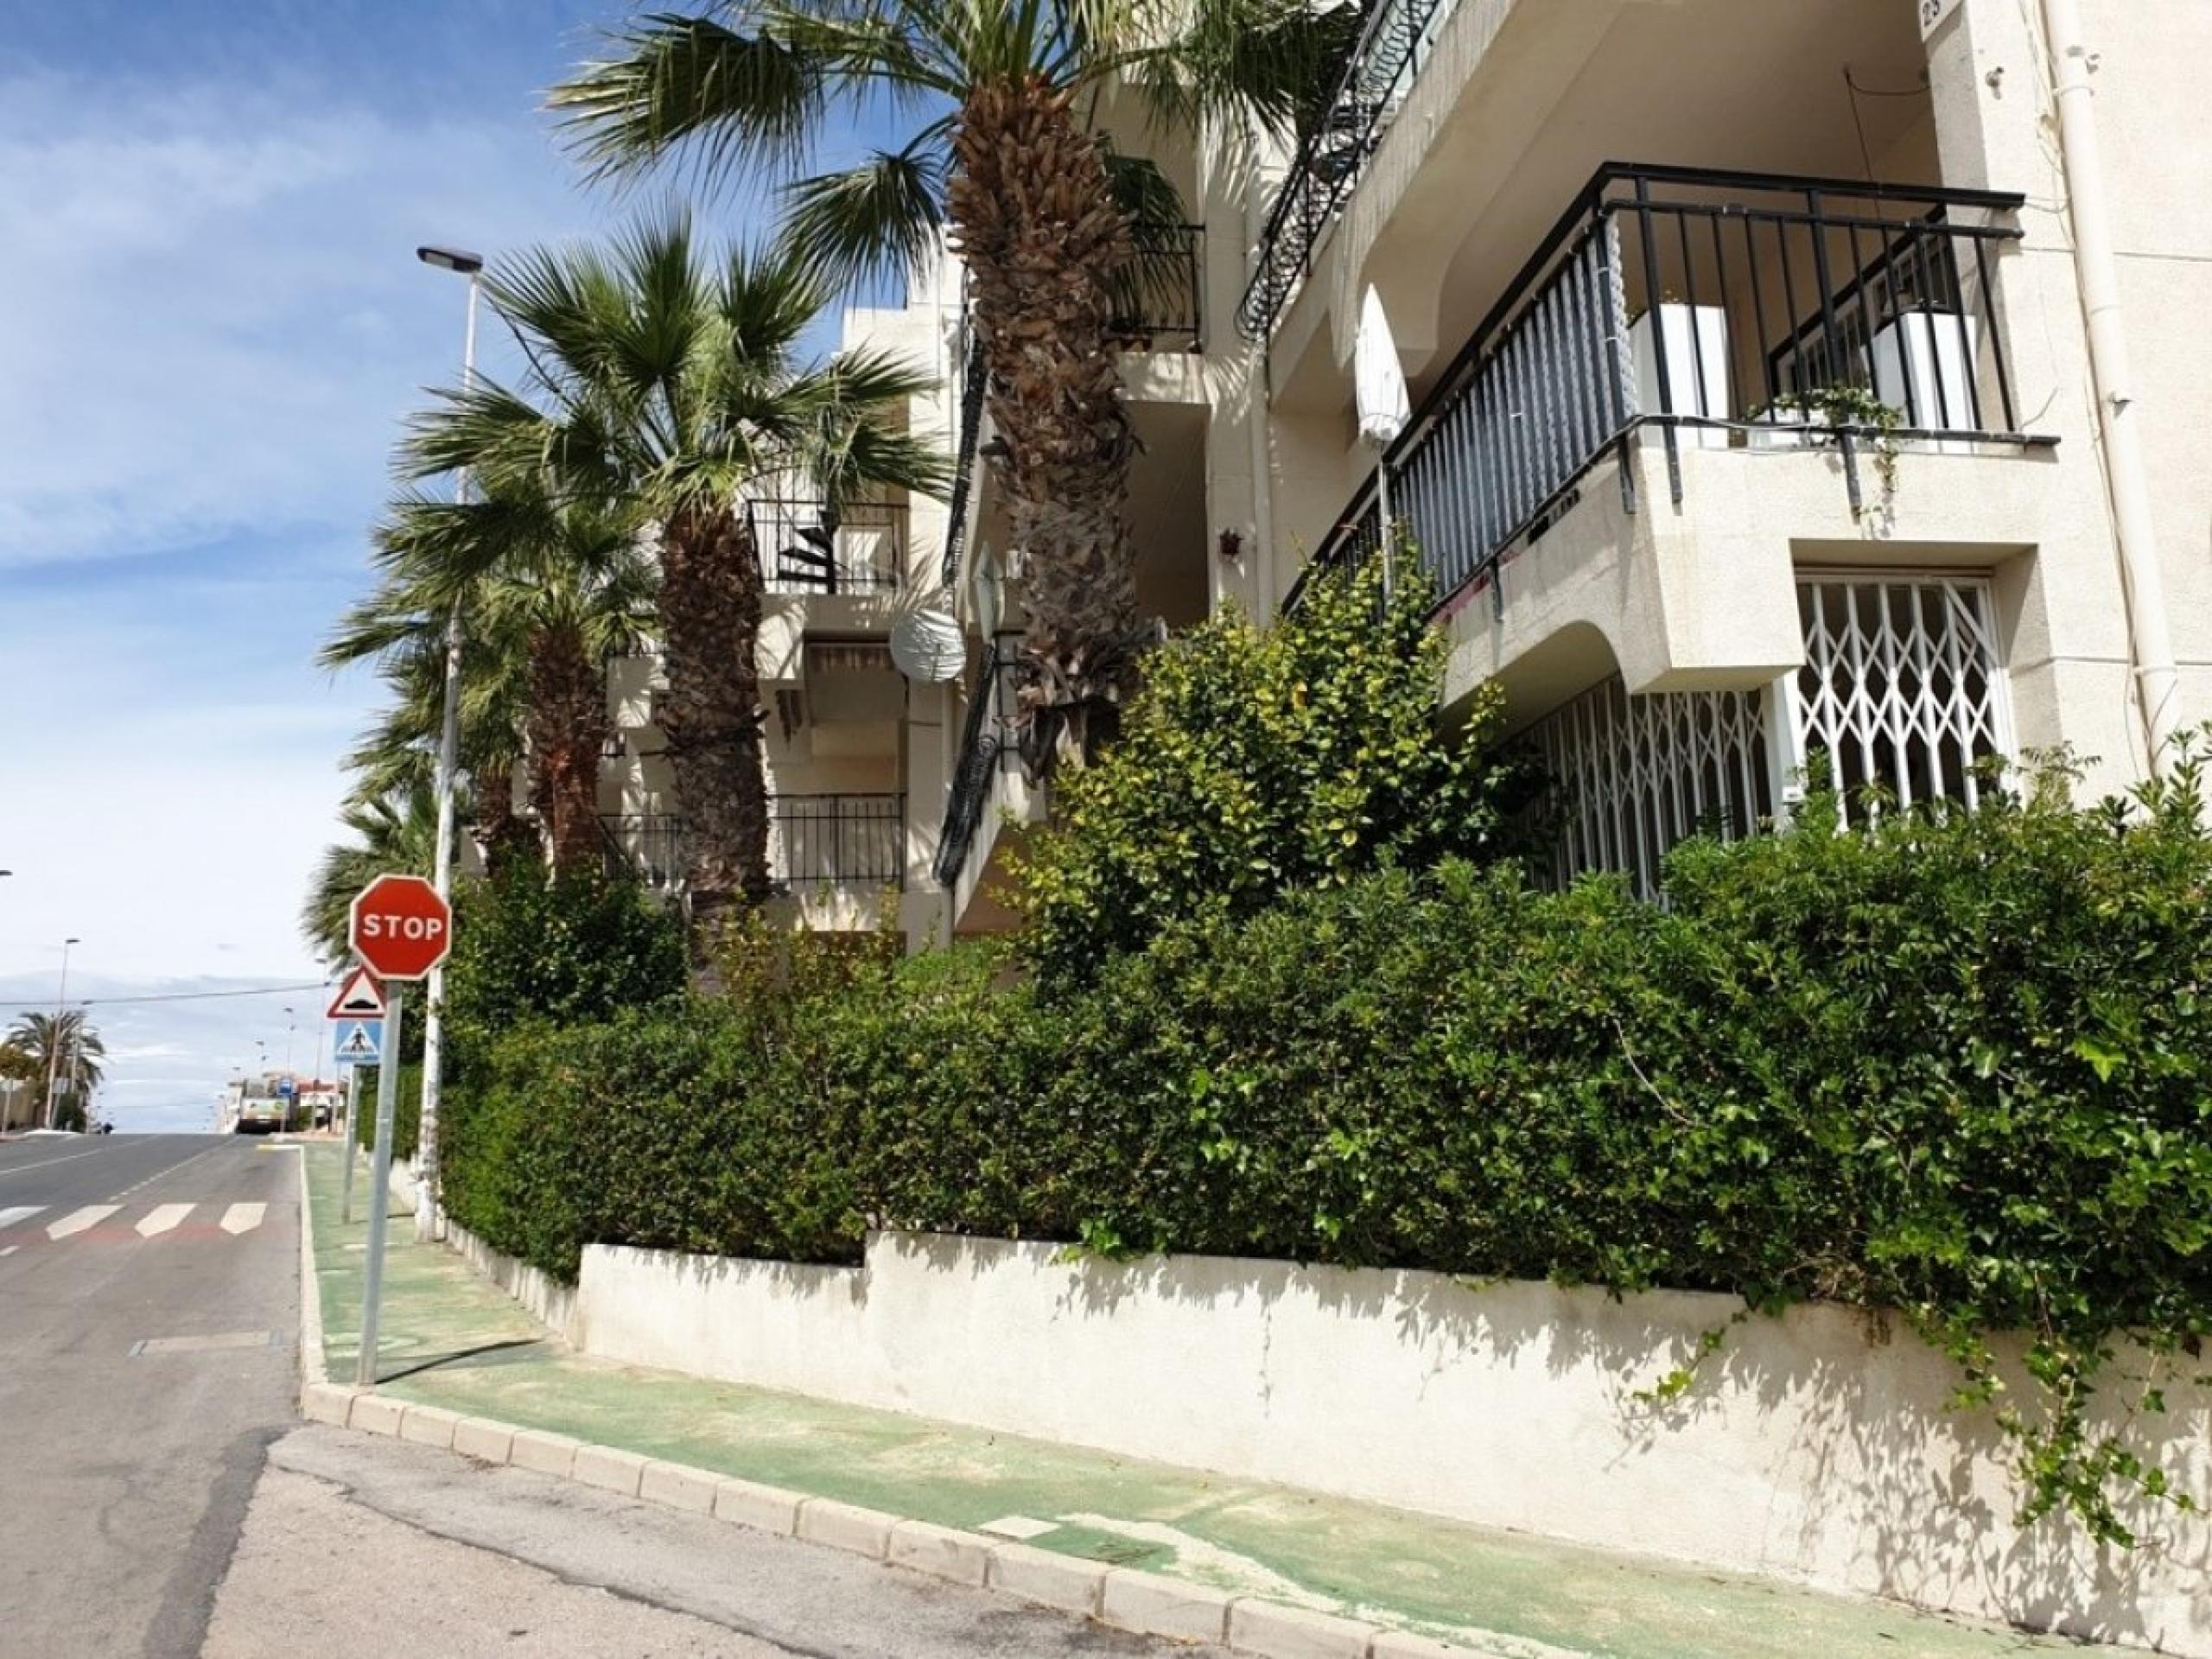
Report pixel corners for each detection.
[571,1230,2212,1656]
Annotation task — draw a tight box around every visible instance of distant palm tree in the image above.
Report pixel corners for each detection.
[402,216,943,944]
[3,1011,105,1127]
[548,0,1348,765]
[326,489,658,875]
[301,784,442,967]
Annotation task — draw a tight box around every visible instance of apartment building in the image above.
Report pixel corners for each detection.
[608,0,2212,939]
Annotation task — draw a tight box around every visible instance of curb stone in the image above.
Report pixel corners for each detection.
[293,1154,1471,1659]
[1102,1567,1236,1644]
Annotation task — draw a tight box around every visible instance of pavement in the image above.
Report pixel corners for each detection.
[302,1143,2112,1659]
[0,1133,300,1658]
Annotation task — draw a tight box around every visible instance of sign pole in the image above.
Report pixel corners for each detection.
[340,1065,359,1225]
[356,984,405,1389]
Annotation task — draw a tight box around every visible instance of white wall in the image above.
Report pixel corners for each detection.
[574,1230,2212,1656]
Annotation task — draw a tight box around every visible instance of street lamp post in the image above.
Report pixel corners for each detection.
[414,243,482,1245]
[43,937,78,1129]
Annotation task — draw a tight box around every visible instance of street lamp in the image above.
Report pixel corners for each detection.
[44,937,78,1129]
[412,240,482,1245]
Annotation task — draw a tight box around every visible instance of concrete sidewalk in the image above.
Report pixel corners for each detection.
[308,1146,2103,1659]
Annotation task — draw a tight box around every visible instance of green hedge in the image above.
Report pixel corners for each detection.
[438,753,2212,1542]
[353,1062,422,1164]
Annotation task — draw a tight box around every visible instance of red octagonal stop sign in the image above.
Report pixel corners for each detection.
[348,874,453,981]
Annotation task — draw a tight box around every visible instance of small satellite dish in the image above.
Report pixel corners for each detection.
[888,607,967,683]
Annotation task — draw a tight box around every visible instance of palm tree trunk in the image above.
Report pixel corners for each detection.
[656,505,772,967]
[949,77,1152,772]
[528,621,613,877]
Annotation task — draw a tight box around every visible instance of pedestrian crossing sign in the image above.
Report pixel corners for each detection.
[334,1020,384,1066]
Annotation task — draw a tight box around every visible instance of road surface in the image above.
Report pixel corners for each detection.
[0,1134,300,1657]
[0,1134,1210,1658]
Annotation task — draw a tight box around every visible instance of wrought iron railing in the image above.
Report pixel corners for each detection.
[1236,0,1453,340]
[1286,162,2047,614]
[749,498,906,594]
[1109,224,1205,352]
[938,332,990,591]
[601,793,907,894]
[931,638,1023,891]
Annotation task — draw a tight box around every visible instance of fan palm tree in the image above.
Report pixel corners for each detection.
[3,1011,105,1127]
[400,216,943,942]
[301,783,442,966]
[327,490,658,874]
[337,642,533,867]
[548,0,1349,764]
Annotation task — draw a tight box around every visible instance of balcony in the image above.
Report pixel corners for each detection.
[1109,224,1205,353]
[601,793,907,898]
[1289,163,2050,626]
[1238,0,1452,340]
[751,498,908,596]
[931,637,1038,931]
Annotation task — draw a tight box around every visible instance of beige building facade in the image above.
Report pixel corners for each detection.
[604,0,2211,938]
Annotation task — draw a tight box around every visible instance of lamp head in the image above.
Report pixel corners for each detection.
[416,245,484,275]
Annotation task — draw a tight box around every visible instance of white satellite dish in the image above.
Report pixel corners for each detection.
[888,606,967,683]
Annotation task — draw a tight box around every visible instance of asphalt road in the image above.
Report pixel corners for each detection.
[0,1136,1211,1658]
[0,1133,302,1659]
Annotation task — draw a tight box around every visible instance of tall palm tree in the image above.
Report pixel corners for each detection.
[3,1011,105,1127]
[548,0,1347,765]
[301,783,442,966]
[401,216,943,944]
[327,490,658,875]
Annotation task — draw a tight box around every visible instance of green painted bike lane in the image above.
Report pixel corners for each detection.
[307,1145,2101,1659]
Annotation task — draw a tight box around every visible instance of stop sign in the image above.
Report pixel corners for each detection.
[348,874,453,981]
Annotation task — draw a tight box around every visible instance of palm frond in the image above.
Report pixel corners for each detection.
[550,10,829,191]
[780,139,950,298]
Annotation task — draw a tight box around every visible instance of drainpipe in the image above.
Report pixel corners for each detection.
[2041,0,2181,772]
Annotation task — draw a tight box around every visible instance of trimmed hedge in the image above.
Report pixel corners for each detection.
[439,752,2212,1542]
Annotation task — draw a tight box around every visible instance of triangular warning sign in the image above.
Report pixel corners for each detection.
[326,966,387,1020]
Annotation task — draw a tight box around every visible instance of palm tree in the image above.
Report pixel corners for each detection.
[3,1012,105,1127]
[547,0,1347,765]
[400,216,943,944]
[301,783,442,966]
[327,490,658,875]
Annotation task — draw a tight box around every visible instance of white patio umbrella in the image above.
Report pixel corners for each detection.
[1354,284,1411,597]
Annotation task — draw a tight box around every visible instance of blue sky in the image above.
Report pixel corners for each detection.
[0,1,733,1128]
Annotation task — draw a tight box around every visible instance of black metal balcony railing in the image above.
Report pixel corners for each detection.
[938,332,989,591]
[931,637,1024,891]
[601,793,906,894]
[748,498,907,595]
[1109,225,1205,352]
[1288,162,2049,615]
[1237,0,1452,340]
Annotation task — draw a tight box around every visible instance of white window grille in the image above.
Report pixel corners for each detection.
[1790,573,2010,822]
[1532,677,1774,897]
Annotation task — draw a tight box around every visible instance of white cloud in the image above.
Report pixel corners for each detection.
[0,69,608,569]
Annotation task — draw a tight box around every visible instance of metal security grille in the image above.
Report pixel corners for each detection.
[1532,677,1773,898]
[1791,574,2009,822]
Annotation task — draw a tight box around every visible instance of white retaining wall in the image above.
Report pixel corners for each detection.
[572,1230,2212,1655]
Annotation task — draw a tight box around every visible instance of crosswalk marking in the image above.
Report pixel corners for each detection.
[219,1203,264,1236]
[48,1205,119,1240]
[0,1205,46,1230]
[136,1203,195,1237]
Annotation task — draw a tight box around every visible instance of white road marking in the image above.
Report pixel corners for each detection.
[219,1203,265,1236]
[136,1203,194,1237]
[0,1147,109,1179]
[48,1205,120,1240]
[106,1142,223,1202]
[0,1246,16,1258]
[0,1205,47,1230]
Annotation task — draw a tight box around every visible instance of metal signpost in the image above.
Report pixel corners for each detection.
[327,969,389,1226]
[346,874,452,1389]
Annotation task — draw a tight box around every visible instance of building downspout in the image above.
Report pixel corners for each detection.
[2040,0,2181,772]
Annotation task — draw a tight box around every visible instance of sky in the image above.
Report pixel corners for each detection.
[0,0,691,1129]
